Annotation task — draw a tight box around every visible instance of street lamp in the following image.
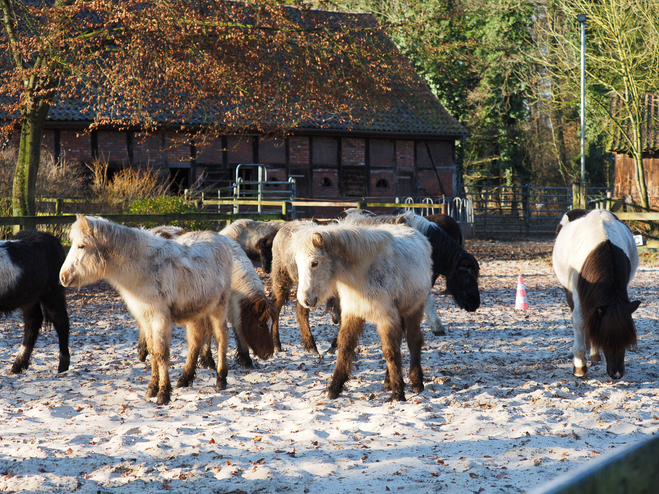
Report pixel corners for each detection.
[578,14,586,208]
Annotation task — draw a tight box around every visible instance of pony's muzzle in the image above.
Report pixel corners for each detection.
[59,270,74,287]
[301,295,317,309]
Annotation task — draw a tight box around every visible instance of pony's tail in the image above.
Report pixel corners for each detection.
[589,299,638,355]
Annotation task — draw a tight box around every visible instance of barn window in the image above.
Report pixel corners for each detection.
[376,178,389,188]
[319,177,332,187]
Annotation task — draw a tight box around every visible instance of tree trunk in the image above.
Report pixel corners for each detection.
[12,100,50,220]
[632,151,650,211]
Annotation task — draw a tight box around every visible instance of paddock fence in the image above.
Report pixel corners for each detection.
[463,184,615,236]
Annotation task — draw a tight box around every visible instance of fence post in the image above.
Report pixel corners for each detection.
[55,198,63,216]
[524,184,531,234]
[572,182,587,209]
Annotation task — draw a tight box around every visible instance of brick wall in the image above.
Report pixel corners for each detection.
[60,130,92,163]
[342,138,365,167]
[97,131,128,165]
[313,169,340,197]
[370,169,395,197]
[133,132,165,167]
[417,169,454,196]
[259,138,286,164]
[227,136,254,164]
[166,133,193,166]
[196,138,225,166]
[289,136,309,166]
[370,139,394,168]
[396,140,414,170]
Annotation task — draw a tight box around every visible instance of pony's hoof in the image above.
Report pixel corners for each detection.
[382,381,391,392]
[590,353,601,364]
[216,377,227,391]
[327,389,341,400]
[431,326,446,336]
[390,391,406,402]
[10,362,26,374]
[198,355,216,370]
[573,365,587,378]
[411,383,424,394]
[235,353,253,369]
[145,384,158,399]
[156,392,171,406]
[175,376,194,389]
[57,358,70,373]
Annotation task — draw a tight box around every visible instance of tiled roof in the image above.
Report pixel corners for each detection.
[12,8,468,138]
[609,93,659,152]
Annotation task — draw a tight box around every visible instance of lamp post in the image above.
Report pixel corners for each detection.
[577,13,587,208]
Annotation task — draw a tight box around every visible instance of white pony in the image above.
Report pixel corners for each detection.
[553,209,640,379]
[293,222,432,401]
[142,226,275,369]
[59,216,233,405]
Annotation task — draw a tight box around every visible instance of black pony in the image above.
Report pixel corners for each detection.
[1,230,70,373]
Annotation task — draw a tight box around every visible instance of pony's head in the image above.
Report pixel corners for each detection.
[239,294,276,359]
[60,215,110,288]
[587,299,640,380]
[294,225,393,309]
[294,231,335,309]
[445,251,480,312]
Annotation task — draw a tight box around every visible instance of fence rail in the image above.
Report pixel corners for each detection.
[463,184,616,235]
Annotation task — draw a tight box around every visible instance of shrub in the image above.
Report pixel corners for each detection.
[128,196,214,231]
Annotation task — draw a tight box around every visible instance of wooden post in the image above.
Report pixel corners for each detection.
[55,198,63,216]
[572,182,587,209]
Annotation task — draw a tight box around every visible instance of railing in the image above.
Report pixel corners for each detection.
[463,184,615,235]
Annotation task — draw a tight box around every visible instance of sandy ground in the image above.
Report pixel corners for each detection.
[0,239,658,494]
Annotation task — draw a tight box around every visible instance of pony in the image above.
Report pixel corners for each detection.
[138,225,276,369]
[219,219,282,268]
[339,209,480,336]
[269,220,326,354]
[1,230,70,374]
[553,209,640,380]
[59,216,233,405]
[293,222,432,401]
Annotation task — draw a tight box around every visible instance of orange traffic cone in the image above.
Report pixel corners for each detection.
[515,274,529,310]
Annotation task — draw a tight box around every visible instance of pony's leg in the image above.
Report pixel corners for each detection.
[589,344,601,364]
[295,302,319,354]
[146,318,173,405]
[572,305,588,377]
[328,315,365,399]
[136,322,149,363]
[233,328,254,369]
[41,289,71,373]
[271,276,291,352]
[11,303,43,374]
[405,308,425,394]
[209,313,230,391]
[177,318,206,389]
[198,329,216,370]
[378,319,406,402]
[425,294,446,336]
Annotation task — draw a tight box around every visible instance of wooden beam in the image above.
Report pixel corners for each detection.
[532,435,659,494]
[614,212,659,221]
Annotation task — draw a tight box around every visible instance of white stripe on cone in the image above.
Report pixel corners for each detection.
[515,273,529,310]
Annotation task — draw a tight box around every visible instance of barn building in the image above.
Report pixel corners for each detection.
[11,9,469,204]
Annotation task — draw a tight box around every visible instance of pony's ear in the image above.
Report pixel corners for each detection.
[395,215,408,226]
[312,232,324,248]
[76,215,91,235]
[628,300,641,314]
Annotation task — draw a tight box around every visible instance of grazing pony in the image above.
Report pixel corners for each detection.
[60,216,233,405]
[220,219,282,268]
[339,209,480,336]
[553,209,640,380]
[293,223,432,401]
[1,230,70,374]
[139,226,276,369]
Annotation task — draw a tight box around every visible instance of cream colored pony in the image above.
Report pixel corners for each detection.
[59,216,233,405]
[293,222,432,401]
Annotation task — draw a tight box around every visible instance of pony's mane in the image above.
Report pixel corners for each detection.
[579,239,637,352]
[295,223,394,266]
[72,215,156,257]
